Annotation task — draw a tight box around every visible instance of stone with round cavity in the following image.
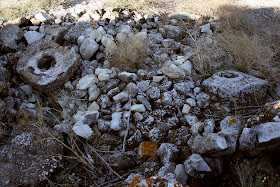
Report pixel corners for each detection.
[16,39,81,93]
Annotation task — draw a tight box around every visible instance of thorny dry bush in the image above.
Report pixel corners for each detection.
[108,33,149,71]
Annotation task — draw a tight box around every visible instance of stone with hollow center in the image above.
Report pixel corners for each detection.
[16,39,81,93]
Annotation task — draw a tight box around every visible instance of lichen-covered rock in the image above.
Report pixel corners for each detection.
[0,64,11,95]
[107,152,135,170]
[157,143,179,164]
[16,39,81,93]
[184,154,211,178]
[0,125,63,186]
[191,134,228,155]
[0,24,24,53]
[138,141,158,159]
[220,116,243,133]
[202,70,268,105]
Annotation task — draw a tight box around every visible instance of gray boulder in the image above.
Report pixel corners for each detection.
[0,24,24,53]
[184,154,211,178]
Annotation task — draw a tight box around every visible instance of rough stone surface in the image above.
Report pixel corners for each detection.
[202,70,268,105]
[0,24,24,53]
[24,31,45,45]
[80,37,99,60]
[16,39,81,93]
[157,143,179,165]
[0,125,63,186]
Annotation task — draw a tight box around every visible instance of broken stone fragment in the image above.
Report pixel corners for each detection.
[80,37,99,60]
[34,12,51,23]
[175,164,188,186]
[72,121,94,139]
[107,152,135,170]
[16,39,81,93]
[131,104,146,113]
[162,61,185,79]
[220,116,243,133]
[110,112,123,131]
[138,141,158,159]
[24,31,45,45]
[0,24,24,53]
[184,154,211,178]
[118,72,138,82]
[76,74,98,90]
[157,143,179,165]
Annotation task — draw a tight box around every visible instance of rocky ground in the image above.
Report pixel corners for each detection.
[0,0,280,186]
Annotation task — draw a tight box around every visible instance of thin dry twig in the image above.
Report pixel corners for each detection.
[122,94,132,152]
[87,144,123,179]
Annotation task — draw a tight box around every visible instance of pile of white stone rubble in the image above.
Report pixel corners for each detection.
[0,3,280,186]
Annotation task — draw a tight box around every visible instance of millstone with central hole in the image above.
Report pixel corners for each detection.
[16,39,81,93]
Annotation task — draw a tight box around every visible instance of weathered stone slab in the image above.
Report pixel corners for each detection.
[202,70,268,105]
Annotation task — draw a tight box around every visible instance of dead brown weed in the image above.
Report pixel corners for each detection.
[108,33,148,71]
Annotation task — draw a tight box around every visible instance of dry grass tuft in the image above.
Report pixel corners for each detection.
[0,0,73,21]
[105,0,146,10]
[108,33,149,71]
[214,5,279,77]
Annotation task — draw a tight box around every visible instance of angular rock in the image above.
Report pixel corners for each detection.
[88,84,100,101]
[137,94,152,111]
[202,70,268,105]
[110,112,123,131]
[131,104,146,113]
[184,154,211,178]
[191,134,228,155]
[175,164,188,186]
[97,94,111,108]
[157,143,179,165]
[72,121,94,139]
[101,79,120,93]
[162,62,185,79]
[174,81,194,95]
[118,72,138,82]
[138,141,158,159]
[147,85,161,100]
[113,91,129,102]
[220,116,243,133]
[0,24,24,53]
[0,64,10,95]
[16,39,81,93]
[158,162,176,176]
[107,153,135,170]
[239,127,257,151]
[196,92,210,108]
[255,122,280,144]
[76,74,98,90]
[80,37,99,60]
[24,31,45,45]
[34,12,51,23]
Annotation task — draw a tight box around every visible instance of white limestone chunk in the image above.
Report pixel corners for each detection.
[131,104,146,113]
[111,112,122,131]
[182,104,191,115]
[76,74,97,90]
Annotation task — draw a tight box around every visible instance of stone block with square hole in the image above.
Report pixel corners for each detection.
[202,70,268,105]
[16,39,81,93]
